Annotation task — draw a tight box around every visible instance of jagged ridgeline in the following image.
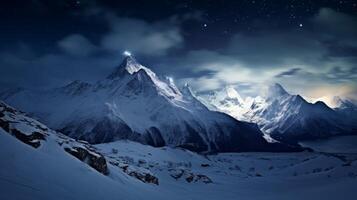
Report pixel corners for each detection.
[200,83,357,144]
[0,55,301,153]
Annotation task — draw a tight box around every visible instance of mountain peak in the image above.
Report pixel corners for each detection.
[224,86,243,100]
[332,96,357,110]
[267,83,289,97]
[107,55,145,79]
[181,83,193,95]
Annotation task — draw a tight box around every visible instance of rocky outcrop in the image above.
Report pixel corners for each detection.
[64,146,108,175]
[169,169,212,184]
[0,102,47,148]
[110,161,159,185]
[10,129,45,148]
[0,101,109,176]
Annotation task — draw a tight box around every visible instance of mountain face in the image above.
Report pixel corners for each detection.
[332,96,357,112]
[1,56,299,153]
[198,86,252,121]
[201,83,357,144]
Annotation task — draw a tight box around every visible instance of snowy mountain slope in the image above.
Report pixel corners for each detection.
[244,84,357,143]
[0,101,109,175]
[1,56,300,153]
[4,131,357,200]
[331,96,357,121]
[0,128,142,200]
[200,83,357,143]
[199,86,252,121]
[0,100,165,200]
[1,101,357,200]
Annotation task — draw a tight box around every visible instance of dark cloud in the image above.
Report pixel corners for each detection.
[313,7,357,56]
[325,66,357,83]
[225,31,326,68]
[101,15,183,56]
[275,68,302,78]
[313,8,357,38]
[0,9,202,90]
[58,34,96,57]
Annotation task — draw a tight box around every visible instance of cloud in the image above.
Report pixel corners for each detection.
[58,34,96,57]
[0,44,122,89]
[0,9,205,90]
[313,8,357,37]
[275,68,301,78]
[226,31,327,68]
[313,8,357,49]
[325,65,357,83]
[100,15,183,56]
[169,8,357,100]
[74,6,195,56]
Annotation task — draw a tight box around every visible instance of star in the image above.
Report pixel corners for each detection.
[299,23,303,27]
[203,23,208,27]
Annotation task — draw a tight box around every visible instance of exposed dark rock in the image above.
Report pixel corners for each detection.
[195,174,213,183]
[185,174,194,183]
[10,129,45,148]
[128,171,159,185]
[64,146,108,175]
[115,163,159,185]
[0,118,10,132]
[169,169,185,180]
[0,101,111,177]
[169,169,212,184]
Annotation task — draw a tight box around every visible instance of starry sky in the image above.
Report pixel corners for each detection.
[1,0,357,103]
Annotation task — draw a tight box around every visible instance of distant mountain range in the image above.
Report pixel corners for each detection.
[199,83,357,144]
[0,56,299,153]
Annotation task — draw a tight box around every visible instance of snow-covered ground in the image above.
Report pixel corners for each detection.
[2,128,356,200]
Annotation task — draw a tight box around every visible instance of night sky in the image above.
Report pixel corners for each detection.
[1,0,357,102]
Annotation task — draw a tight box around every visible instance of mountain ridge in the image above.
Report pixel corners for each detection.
[1,56,300,153]
[200,83,357,144]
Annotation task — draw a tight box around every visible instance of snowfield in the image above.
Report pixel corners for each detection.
[1,129,357,200]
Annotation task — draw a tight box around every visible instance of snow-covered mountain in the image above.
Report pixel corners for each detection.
[2,100,357,200]
[1,56,299,153]
[198,86,252,121]
[331,96,357,112]
[201,83,357,143]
